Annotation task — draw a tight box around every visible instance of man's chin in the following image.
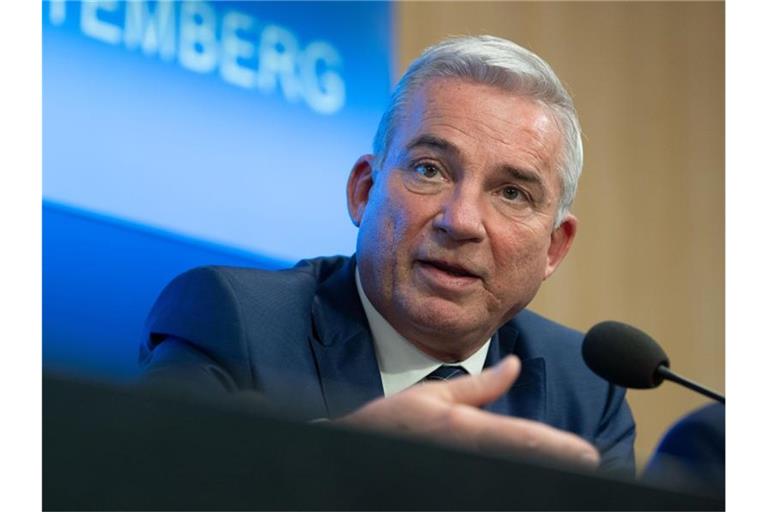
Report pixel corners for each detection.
[397,295,491,342]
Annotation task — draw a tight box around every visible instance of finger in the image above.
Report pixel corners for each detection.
[446,405,600,468]
[441,356,521,407]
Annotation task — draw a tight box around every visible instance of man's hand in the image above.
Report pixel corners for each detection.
[336,356,600,469]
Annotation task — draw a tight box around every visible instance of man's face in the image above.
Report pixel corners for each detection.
[348,78,577,361]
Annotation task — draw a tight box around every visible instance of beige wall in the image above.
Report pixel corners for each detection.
[396,1,724,467]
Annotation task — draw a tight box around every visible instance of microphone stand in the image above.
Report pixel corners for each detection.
[656,365,725,404]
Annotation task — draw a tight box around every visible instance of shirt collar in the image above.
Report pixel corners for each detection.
[355,268,491,396]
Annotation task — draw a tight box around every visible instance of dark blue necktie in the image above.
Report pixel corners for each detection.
[423,365,468,382]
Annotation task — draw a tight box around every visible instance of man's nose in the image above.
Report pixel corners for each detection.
[432,187,487,242]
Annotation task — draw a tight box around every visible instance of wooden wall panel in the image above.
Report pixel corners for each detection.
[396,1,724,467]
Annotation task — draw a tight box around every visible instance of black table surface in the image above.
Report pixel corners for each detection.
[43,374,724,511]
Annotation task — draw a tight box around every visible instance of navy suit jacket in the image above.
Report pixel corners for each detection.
[140,255,635,473]
[643,403,724,496]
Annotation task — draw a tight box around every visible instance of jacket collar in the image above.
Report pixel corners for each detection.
[483,323,547,422]
[309,256,384,418]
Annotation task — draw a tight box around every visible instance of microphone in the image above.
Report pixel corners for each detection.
[582,321,724,404]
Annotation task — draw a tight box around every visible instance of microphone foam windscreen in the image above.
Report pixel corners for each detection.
[582,321,670,389]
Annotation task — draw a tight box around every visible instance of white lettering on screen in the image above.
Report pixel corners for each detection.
[124,0,176,61]
[178,1,218,73]
[220,11,258,88]
[47,0,347,115]
[48,0,67,26]
[81,0,122,45]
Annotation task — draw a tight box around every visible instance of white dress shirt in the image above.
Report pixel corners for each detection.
[355,269,491,396]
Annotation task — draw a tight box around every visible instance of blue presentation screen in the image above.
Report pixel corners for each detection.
[43,0,393,261]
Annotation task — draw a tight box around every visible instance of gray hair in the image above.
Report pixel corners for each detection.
[372,35,583,227]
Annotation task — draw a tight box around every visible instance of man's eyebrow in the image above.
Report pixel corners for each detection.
[500,165,544,187]
[405,134,460,156]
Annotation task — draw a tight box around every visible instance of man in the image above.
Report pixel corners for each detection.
[140,35,635,474]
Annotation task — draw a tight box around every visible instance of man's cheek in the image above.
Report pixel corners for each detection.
[382,202,411,243]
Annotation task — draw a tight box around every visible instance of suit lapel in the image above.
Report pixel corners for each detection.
[309,257,384,419]
[483,323,547,422]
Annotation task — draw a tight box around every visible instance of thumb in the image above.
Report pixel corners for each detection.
[443,356,521,407]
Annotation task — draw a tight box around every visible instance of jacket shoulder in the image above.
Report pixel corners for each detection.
[508,309,583,358]
[508,309,636,474]
[140,257,349,387]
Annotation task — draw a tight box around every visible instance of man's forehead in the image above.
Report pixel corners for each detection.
[391,78,562,167]
[400,79,555,134]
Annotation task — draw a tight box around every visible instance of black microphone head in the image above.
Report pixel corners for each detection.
[582,321,670,389]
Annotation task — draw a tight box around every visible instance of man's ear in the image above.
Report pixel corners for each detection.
[347,155,376,227]
[544,213,578,279]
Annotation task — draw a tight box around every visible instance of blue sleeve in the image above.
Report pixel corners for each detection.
[138,266,257,393]
[595,384,636,476]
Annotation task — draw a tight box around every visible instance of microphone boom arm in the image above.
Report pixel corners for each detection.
[656,365,725,404]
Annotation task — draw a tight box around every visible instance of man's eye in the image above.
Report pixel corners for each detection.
[502,186,523,201]
[414,163,441,179]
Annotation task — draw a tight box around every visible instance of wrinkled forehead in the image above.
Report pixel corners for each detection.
[386,78,564,173]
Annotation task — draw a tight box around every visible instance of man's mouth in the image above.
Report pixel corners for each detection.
[417,259,481,279]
